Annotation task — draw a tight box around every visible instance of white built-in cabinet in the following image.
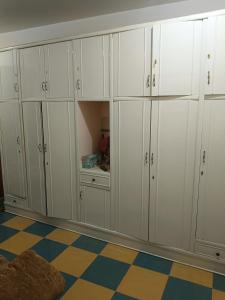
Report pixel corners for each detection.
[149,100,198,250]
[0,50,19,101]
[114,100,150,240]
[73,35,110,100]
[22,101,76,219]
[205,15,225,95]
[113,28,151,97]
[151,20,201,97]
[0,102,26,202]
[19,41,73,101]
[196,101,225,258]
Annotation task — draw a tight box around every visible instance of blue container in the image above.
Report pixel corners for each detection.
[82,154,99,169]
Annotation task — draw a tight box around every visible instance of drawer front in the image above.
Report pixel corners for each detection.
[195,242,225,261]
[80,174,110,188]
[5,194,27,209]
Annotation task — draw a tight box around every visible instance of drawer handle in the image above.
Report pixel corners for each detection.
[92,178,96,182]
[216,252,220,257]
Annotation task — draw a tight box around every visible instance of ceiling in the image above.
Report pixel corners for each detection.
[0,0,186,33]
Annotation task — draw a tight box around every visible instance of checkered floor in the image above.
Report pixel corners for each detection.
[0,212,225,300]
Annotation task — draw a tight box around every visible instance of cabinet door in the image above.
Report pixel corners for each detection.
[0,50,18,100]
[44,41,73,100]
[42,102,76,219]
[74,35,110,100]
[152,21,201,96]
[80,185,110,229]
[0,102,26,198]
[113,28,151,97]
[149,100,198,250]
[205,16,225,95]
[196,101,225,246]
[114,100,150,240]
[22,102,46,215]
[20,46,45,101]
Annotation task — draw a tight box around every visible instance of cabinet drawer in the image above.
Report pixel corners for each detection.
[5,195,27,209]
[80,173,110,188]
[195,242,225,261]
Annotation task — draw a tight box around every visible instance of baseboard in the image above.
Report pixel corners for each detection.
[5,205,225,275]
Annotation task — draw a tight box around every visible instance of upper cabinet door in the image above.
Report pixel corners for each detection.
[152,21,201,96]
[0,102,26,199]
[149,100,198,250]
[205,16,225,95]
[44,41,73,100]
[0,50,18,100]
[42,101,76,219]
[114,100,150,240]
[196,100,225,246]
[20,46,45,101]
[22,102,46,215]
[73,35,110,100]
[113,28,151,97]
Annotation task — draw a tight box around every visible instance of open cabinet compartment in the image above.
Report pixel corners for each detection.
[77,101,110,175]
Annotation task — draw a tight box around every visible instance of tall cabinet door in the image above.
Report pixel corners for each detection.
[0,102,26,198]
[42,102,76,219]
[196,100,225,246]
[73,35,110,100]
[44,41,73,100]
[113,28,151,97]
[151,21,201,96]
[149,100,198,250]
[0,50,18,100]
[20,46,45,101]
[22,102,46,215]
[114,100,150,240]
[205,16,225,95]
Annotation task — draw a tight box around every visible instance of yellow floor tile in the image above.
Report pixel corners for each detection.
[212,290,225,300]
[3,216,35,230]
[0,231,41,255]
[62,279,113,300]
[47,228,80,245]
[171,262,213,287]
[101,243,138,264]
[117,265,168,300]
[51,246,97,277]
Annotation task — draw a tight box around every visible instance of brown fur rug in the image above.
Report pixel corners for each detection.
[0,250,65,300]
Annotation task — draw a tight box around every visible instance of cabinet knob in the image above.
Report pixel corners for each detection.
[216,252,220,257]
[92,178,96,182]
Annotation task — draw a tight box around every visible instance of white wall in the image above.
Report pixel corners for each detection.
[0,0,225,48]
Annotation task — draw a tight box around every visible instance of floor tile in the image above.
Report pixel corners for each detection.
[72,235,107,254]
[57,272,77,299]
[3,216,35,230]
[214,274,225,292]
[112,292,137,300]
[0,249,16,261]
[25,221,55,237]
[51,246,97,277]
[212,289,225,300]
[101,243,138,264]
[31,238,67,262]
[47,228,80,245]
[162,277,212,300]
[62,279,114,300]
[0,212,15,224]
[134,252,172,274]
[0,224,18,242]
[118,265,168,300]
[171,262,213,287]
[82,256,130,290]
[0,231,41,254]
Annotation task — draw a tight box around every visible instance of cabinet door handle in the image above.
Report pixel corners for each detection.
[147,75,151,88]
[151,153,154,165]
[41,81,45,91]
[76,79,81,90]
[202,150,206,164]
[45,81,48,91]
[43,144,47,153]
[14,82,19,93]
[37,144,43,152]
[207,71,210,85]
[144,152,149,165]
[16,136,20,146]
[152,74,156,87]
